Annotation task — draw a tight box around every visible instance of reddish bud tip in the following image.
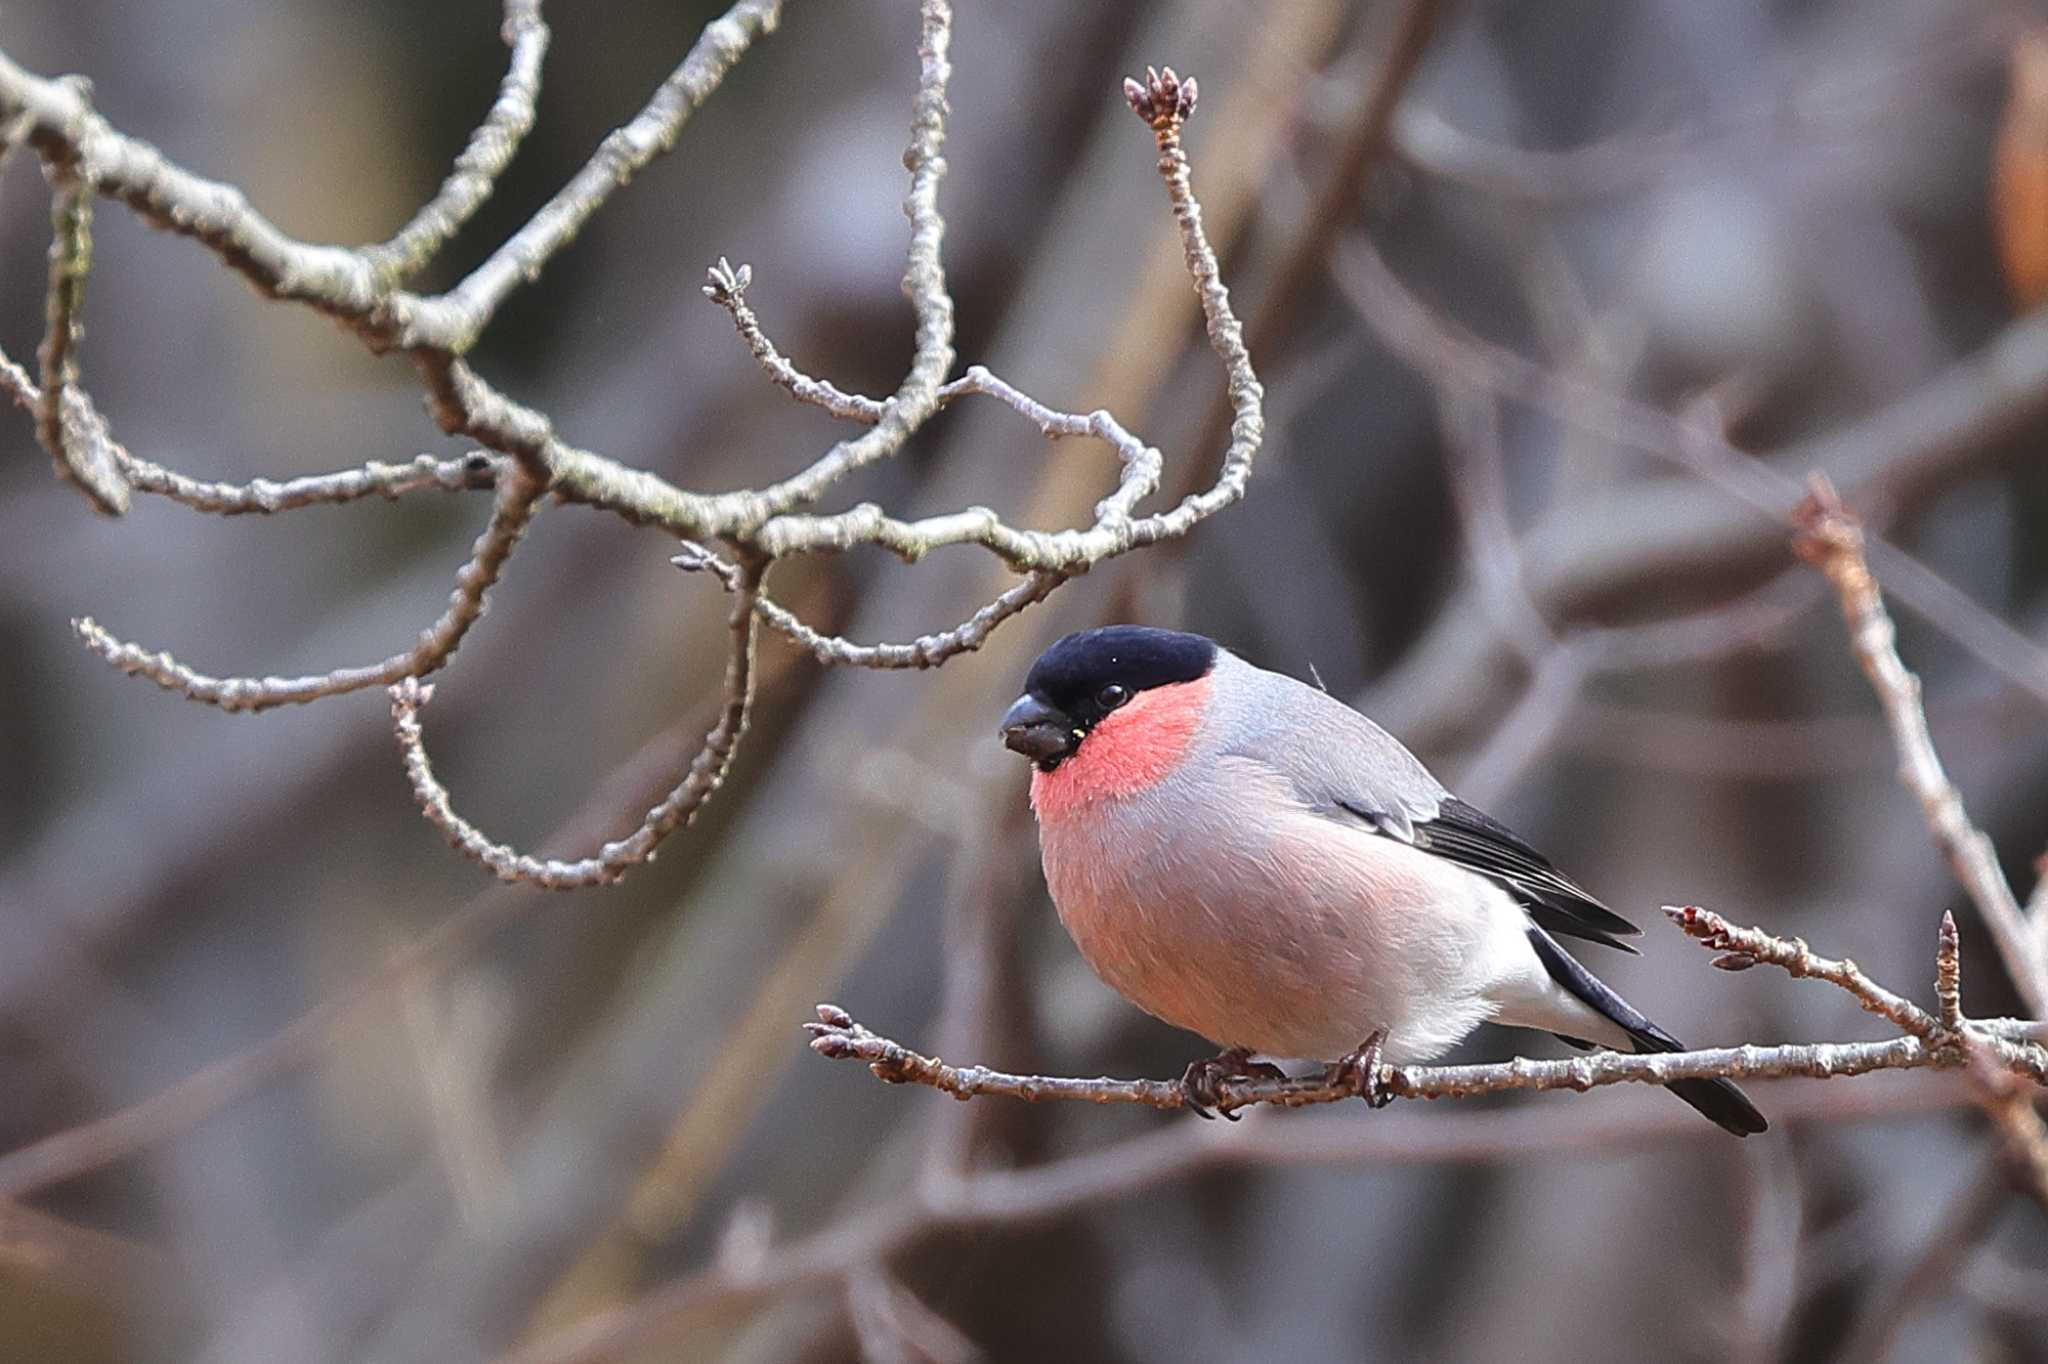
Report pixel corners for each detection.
[1125,64,1197,130]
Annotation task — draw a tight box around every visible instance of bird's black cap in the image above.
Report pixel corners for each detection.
[1003,626,1217,769]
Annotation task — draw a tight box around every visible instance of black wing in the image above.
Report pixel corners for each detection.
[1344,794,1642,953]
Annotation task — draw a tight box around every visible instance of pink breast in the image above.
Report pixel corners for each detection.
[1029,673,1213,821]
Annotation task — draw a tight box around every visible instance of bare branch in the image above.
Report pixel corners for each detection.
[809,1006,1949,1117]
[5,1,1266,879]
[680,56,1261,668]
[741,59,1260,574]
[703,257,886,422]
[116,450,502,515]
[3,339,498,513]
[758,573,1067,670]
[35,152,128,514]
[0,0,781,349]
[365,0,550,281]
[397,0,788,351]
[389,554,761,887]
[74,469,546,712]
[809,908,2046,1118]
[674,541,1067,670]
[1792,475,2048,1015]
[1668,905,1941,1040]
[1677,905,2046,1082]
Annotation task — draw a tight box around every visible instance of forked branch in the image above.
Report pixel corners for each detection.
[1,4,1265,885]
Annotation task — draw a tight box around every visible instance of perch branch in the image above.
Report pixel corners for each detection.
[807,909,2044,1119]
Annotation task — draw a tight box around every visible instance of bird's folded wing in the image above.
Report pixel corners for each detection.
[1342,794,1644,954]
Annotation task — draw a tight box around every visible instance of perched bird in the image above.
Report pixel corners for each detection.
[999,625,1766,1136]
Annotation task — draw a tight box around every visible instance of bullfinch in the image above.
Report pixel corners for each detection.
[999,625,1767,1136]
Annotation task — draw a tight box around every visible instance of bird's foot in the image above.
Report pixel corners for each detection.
[1179,1047,1288,1120]
[1325,1030,1392,1109]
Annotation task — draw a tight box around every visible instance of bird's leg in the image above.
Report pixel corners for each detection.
[1325,1029,1393,1109]
[1179,1046,1288,1120]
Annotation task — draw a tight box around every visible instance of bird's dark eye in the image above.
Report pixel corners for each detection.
[1096,683,1129,710]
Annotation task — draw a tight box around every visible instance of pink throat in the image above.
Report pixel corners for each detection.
[1028,672,1213,820]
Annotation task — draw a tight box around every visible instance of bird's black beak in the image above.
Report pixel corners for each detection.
[1000,694,1078,768]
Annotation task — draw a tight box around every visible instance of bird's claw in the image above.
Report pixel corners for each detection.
[1326,1030,1393,1109]
[1179,1047,1287,1120]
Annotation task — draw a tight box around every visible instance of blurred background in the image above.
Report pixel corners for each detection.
[2,1,2046,1360]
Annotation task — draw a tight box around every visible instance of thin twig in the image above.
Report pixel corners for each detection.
[743,62,1262,573]
[74,468,546,712]
[392,0,788,351]
[36,155,127,514]
[366,0,550,281]
[1792,475,2047,1015]
[117,450,503,514]
[6,4,1265,875]
[1668,905,1942,1039]
[0,342,498,512]
[702,257,888,422]
[679,59,1260,668]
[389,553,761,886]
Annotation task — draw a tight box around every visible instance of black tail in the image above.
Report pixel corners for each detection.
[1527,926,1768,1137]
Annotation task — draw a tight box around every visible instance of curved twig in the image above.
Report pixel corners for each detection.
[388,554,762,887]
[74,469,545,712]
[366,0,550,281]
